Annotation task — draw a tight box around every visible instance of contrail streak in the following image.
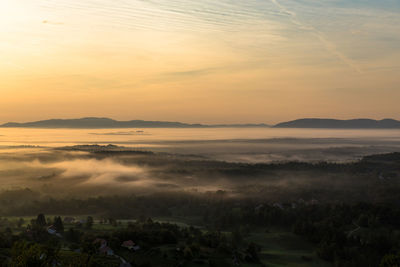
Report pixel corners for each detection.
[271,0,362,74]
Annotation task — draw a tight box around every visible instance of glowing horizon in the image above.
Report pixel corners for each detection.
[1,0,399,124]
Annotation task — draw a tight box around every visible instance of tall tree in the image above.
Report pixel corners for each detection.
[53,216,64,232]
[36,214,46,227]
[86,216,94,229]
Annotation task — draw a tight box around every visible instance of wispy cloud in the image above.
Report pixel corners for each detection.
[162,68,219,78]
[42,20,64,25]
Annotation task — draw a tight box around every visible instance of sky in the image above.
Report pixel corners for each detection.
[0,0,399,124]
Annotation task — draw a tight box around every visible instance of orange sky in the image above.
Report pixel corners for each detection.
[1,0,399,124]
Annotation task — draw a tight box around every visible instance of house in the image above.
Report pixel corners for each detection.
[116,255,132,267]
[63,217,75,224]
[94,238,114,256]
[93,238,107,249]
[99,246,114,256]
[39,254,61,266]
[25,229,33,238]
[255,204,264,212]
[51,259,61,267]
[121,240,135,250]
[379,172,397,180]
[297,198,306,204]
[47,225,57,235]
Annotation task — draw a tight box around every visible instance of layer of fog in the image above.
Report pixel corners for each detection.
[1,129,400,204]
[0,147,228,197]
[132,137,400,163]
[0,140,398,204]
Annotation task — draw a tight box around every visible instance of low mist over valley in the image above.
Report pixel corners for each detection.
[1,142,400,209]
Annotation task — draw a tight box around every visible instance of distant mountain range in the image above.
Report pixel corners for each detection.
[274,118,400,129]
[1,117,400,129]
[0,117,269,129]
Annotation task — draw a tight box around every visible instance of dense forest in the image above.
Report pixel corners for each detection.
[0,198,399,266]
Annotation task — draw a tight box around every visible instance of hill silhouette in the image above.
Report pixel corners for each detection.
[0,117,269,129]
[274,118,400,129]
[2,117,400,129]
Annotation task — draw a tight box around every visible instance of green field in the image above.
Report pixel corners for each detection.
[246,229,331,267]
[152,218,331,266]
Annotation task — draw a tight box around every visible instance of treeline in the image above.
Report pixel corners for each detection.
[0,195,400,265]
[2,192,400,266]
[205,202,400,266]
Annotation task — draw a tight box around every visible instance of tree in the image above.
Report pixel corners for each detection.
[17,218,25,228]
[36,214,46,227]
[245,243,261,263]
[380,252,400,267]
[232,228,243,246]
[53,216,64,233]
[86,216,94,229]
[10,240,60,267]
[65,228,82,243]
